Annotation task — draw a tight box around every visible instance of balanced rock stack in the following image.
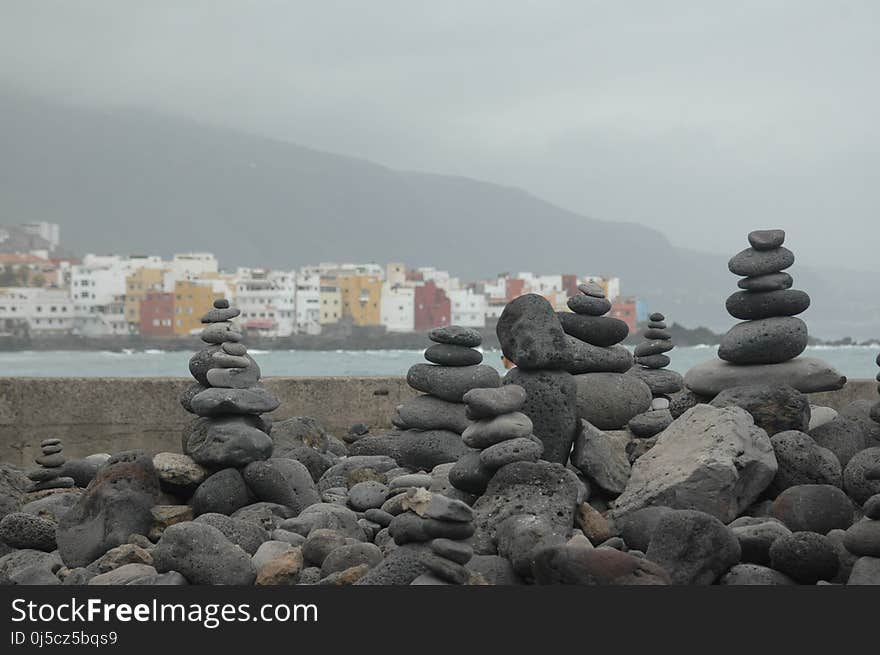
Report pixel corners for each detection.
[27,438,75,492]
[180,298,279,471]
[685,229,846,396]
[562,283,650,431]
[382,489,477,585]
[384,326,500,471]
[626,312,682,438]
[448,385,543,496]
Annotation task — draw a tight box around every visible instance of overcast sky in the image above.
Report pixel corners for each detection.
[2,1,878,271]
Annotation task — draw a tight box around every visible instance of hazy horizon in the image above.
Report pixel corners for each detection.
[1,1,878,273]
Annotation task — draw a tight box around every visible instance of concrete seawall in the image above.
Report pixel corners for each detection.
[0,377,875,467]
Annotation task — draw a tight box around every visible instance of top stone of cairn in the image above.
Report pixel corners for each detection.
[747,229,786,251]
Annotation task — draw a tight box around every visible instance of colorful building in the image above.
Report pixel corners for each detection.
[173,280,222,336]
[125,267,165,331]
[338,274,383,326]
[414,281,450,331]
[140,291,175,337]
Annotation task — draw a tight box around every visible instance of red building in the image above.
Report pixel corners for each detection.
[561,274,579,298]
[140,292,175,337]
[610,299,638,333]
[505,278,525,301]
[414,281,450,331]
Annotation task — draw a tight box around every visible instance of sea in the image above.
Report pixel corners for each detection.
[0,346,876,379]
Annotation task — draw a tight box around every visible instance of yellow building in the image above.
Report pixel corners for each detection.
[173,280,222,336]
[338,274,383,326]
[319,278,342,325]
[125,267,164,329]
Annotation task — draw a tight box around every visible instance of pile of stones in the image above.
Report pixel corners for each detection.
[686,229,846,396]
[181,298,278,471]
[448,385,542,496]
[626,312,682,438]
[351,326,499,471]
[27,439,74,492]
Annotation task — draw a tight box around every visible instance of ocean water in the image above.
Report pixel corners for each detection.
[0,346,876,379]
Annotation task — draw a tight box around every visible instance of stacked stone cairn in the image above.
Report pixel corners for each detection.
[382,488,477,585]
[560,283,651,432]
[685,229,846,396]
[180,298,279,472]
[448,385,542,496]
[27,438,74,492]
[626,312,682,438]
[382,325,500,471]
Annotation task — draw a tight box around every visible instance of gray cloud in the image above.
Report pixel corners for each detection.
[1,0,878,270]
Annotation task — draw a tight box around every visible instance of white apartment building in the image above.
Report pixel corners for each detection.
[303,262,385,280]
[449,288,487,328]
[22,222,60,251]
[295,272,322,335]
[415,267,459,292]
[0,288,74,334]
[171,253,219,279]
[235,269,297,337]
[380,283,415,332]
[386,262,406,287]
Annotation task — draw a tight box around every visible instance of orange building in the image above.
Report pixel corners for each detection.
[125,267,165,329]
[610,299,638,333]
[338,274,383,326]
[173,280,223,336]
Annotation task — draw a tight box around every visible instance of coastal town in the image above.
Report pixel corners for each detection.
[0,222,643,340]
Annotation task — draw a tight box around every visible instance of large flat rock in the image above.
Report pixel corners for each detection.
[684,356,846,396]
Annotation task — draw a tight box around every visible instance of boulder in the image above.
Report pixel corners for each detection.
[769,531,839,584]
[496,294,570,370]
[768,430,842,496]
[810,417,870,467]
[770,484,854,534]
[613,405,777,523]
[152,521,256,585]
[570,421,631,496]
[406,364,501,402]
[57,451,160,568]
[685,356,846,396]
[843,447,880,505]
[645,509,741,585]
[533,542,671,585]
[242,458,320,512]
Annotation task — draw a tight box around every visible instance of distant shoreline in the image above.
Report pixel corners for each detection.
[1,323,876,353]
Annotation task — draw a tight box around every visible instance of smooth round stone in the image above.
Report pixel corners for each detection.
[557,313,629,347]
[574,372,653,430]
[843,447,880,504]
[348,481,389,512]
[41,438,61,447]
[480,437,542,470]
[424,343,482,366]
[30,477,75,491]
[35,453,65,468]
[206,357,261,389]
[462,412,533,448]
[718,563,795,585]
[725,289,811,321]
[201,323,243,344]
[201,306,241,323]
[627,368,683,395]
[634,340,674,357]
[651,397,671,410]
[627,409,673,438]
[567,294,611,316]
[183,416,274,468]
[718,317,807,365]
[649,312,665,322]
[635,354,670,369]
[564,339,633,374]
[190,387,280,417]
[578,282,606,298]
[222,342,247,356]
[214,298,230,309]
[388,473,433,491]
[406,364,501,403]
[41,444,63,455]
[463,384,527,420]
[769,532,838,584]
[685,356,846,396]
[0,512,58,551]
[728,246,795,277]
[843,520,880,557]
[648,321,666,329]
[748,229,785,250]
[28,468,62,482]
[430,538,473,565]
[863,495,880,520]
[643,328,670,341]
[428,325,482,347]
[211,352,251,368]
[738,272,793,292]
[448,451,493,496]
[392,395,470,433]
